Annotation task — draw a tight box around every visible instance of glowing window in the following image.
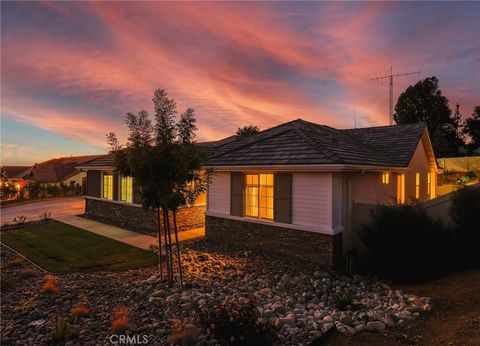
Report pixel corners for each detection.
[102,172,113,200]
[427,173,431,198]
[381,173,390,184]
[415,173,420,199]
[397,174,405,204]
[245,174,274,220]
[120,176,133,203]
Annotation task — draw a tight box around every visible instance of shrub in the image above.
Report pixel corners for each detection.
[39,211,51,222]
[71,306,90,320]
[13,215,27,225]
[199,298,277,346]
[450,185,480,265]
[13,298,37,313]
[170,318,200,346]
[359,201,453,282]
[41,274,59,295]
[18,269,38,281]
[112,307,130,334]
[1,273,17,291]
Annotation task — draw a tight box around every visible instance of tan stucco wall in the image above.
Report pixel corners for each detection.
[404,139,433,201]
[61,171,86,186]
[349,135,437,205]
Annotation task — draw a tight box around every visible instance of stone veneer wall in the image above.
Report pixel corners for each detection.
[85,198,205,236]
[206,215,343,267]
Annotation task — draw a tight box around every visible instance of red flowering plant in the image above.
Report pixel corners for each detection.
[199,298,277,346]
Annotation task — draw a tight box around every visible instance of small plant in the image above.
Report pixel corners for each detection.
[331,292,353,311]
[39,211,51,222]
[112,307,130,334]
[41,274,59,295]
[13,215,27,224]
[1,272,17,291]
[18,269,38,281]
[71,306,90,320]
[50,313,69,343]
[13,298,37,313]
[199,298,277,346]
[170,318,200,345]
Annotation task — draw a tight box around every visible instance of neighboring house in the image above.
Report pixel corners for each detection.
[204,119,439,266]
[1,165,32,190]
[77,155,207,235]
[26,155,104,189]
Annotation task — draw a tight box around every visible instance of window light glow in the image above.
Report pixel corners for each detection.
[120,176,133,203]
[245,174,274,220]
[103,172,113,200]
[415,173,420,199]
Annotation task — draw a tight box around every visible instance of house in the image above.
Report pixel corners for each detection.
[0,165,32,190]
[204,119,439,266]
[26,155,104,189]
[77,155,206,235]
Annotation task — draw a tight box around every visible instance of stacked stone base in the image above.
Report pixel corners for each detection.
[205,215,342,267]
[85,198,205,236]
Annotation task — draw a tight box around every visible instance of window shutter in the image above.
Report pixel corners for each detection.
[113,172,119,201]
[86,170,101,198]
[230,172,244,216]
[274,173,292,223]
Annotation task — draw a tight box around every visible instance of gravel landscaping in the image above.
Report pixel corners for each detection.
[1,240,431,345]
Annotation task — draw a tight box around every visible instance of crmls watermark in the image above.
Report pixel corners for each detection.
[109,334,149,345]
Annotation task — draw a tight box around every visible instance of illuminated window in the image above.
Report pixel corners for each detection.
[245,174,274,220]
[381,173,390,184]
[102,172,113,200]
[120,176,133,203]
[427,173,431,198]
[415,173,420,199]
[397,174,405,204]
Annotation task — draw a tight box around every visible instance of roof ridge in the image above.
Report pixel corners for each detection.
[343,122,426,131]
[210,120,301,159]
[294,121,345,163]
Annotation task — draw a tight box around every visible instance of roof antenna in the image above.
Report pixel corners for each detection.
[370,66,420,125]
[352,104,357,129]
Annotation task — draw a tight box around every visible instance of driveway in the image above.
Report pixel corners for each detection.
[1,197,85,226]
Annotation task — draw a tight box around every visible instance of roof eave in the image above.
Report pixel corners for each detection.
[203,164,408,172]
[76,165,116,171]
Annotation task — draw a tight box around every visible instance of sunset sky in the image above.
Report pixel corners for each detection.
[1,1,479,165]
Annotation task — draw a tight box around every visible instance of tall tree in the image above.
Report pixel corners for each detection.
[107,89,211,288]
[236,125,260,137]
[393,76,459,156]
[463,106,480,152]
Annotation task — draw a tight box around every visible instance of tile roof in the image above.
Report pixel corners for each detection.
[77,120,427,169]
[1,166,32,179]
[28,155,105,182]
[207,119,426,167]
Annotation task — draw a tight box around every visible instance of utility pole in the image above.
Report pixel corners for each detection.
[370,67,420,125]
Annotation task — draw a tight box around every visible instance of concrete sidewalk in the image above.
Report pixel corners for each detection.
[54,215,204,250]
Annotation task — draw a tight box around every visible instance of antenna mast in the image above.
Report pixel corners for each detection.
[370,67,420,125]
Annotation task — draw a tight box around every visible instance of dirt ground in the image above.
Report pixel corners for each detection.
[322,269,480,346]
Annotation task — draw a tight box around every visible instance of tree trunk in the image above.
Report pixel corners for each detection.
[162,207,172,287]
[166,209,175,287]
[173,210,183,289]
[156,207,163,281]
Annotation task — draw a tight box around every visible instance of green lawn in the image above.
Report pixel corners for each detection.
[1,220,157,273]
